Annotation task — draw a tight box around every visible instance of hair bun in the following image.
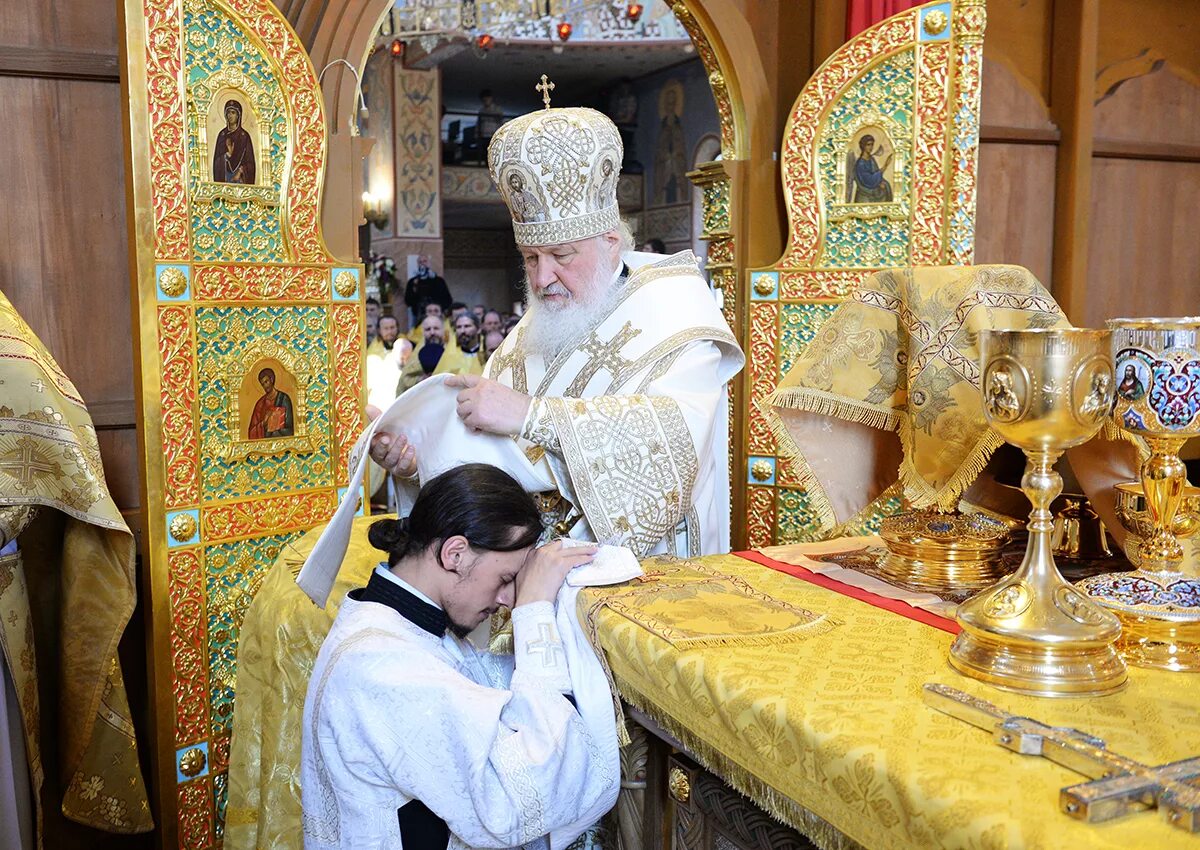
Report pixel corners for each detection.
[368,516,410,552]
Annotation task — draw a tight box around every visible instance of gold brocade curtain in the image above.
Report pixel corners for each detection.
[0,291,152,838]
[763,265,1068,531]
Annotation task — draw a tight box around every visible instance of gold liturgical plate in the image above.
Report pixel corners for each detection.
[1077,481,1200,672]
[879,509,1014,592]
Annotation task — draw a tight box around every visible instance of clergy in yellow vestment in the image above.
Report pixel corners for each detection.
[0,291,152,842]
[433,311,485,379]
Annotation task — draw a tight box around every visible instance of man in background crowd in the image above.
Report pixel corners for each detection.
[403,255,451,326]
[481,309,502,336]
[433,312,485,378]
[397,314,446,393]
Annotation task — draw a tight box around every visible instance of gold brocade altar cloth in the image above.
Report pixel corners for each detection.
[581,552,1200,850]
[228,518,1200,850]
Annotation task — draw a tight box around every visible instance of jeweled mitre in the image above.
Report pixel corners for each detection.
[487,105,623,247]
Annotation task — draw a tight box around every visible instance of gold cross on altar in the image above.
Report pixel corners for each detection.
[536,74,555,109]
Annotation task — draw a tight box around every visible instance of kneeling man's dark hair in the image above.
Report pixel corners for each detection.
[368,464,543,566]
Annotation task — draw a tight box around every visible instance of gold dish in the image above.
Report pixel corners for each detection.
[879,509,1013,592]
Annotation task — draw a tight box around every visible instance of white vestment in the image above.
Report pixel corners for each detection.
[301,575,620,850]
[488,250,744,556]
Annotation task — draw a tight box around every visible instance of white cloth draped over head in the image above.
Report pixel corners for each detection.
[296,374,554,607]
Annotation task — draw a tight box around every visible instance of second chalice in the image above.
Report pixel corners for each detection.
[1077,317,1200,671]
[949,328,1127,696]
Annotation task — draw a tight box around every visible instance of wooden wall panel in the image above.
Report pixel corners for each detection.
[1082,158,1200,328]
[0,76,135,409]
[974,143,1057,287]
[1093,65,1200,147]
[0,0,118,50]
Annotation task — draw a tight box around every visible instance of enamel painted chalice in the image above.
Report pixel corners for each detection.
[950,329,1126,696]
[1077,317,1200,671]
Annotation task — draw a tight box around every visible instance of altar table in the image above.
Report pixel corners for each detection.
[226,517,1199,850]
[582,547,1199,850]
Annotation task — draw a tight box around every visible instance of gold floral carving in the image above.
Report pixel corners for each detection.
[193,265,328,301]
[159,306,200,508]
[167,549,208,744]
[911,42,951,265]
[168,512,197,542]
[144,0,189,256]
[746,486,776,549]
[178,776,213,848]
[923,9,948,35]
[201,490,335,542]
[751,460,774,482]
[333,270,357,298]
[748,303,779,454]
[668,766,691,803]
[159,267,188,297]
[330,304,364,485]
[753,275,775,297]
[179,747,206,777]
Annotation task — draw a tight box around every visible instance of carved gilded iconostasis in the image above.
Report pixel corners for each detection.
[120,0,364,845]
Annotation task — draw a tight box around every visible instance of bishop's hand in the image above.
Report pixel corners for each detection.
[369,430,417,479]
[446,374,532,436]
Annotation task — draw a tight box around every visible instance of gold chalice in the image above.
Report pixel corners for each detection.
[949,329,1126,696]
[1077,317,1200,671]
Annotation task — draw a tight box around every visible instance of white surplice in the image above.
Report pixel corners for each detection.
[488,250,744,557]
[301,577,620,850]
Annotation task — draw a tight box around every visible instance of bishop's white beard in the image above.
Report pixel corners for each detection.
[522,262,624,361]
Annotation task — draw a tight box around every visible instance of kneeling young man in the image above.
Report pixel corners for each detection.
[301,464,614,849]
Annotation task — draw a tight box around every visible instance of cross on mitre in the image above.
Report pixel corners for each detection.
[536,74,555,109]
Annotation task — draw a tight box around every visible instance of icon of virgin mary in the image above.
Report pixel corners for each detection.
[212,98,256,185]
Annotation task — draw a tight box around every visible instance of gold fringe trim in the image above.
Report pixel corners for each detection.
[763,388,902,433]
[617,680,863,850]
[757,398,839,532]
[896,425,1004,513]
[665,614,840,650]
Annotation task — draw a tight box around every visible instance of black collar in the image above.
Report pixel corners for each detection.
[350,569,447,638]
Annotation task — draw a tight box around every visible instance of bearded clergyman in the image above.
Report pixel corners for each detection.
[371,84,744,557]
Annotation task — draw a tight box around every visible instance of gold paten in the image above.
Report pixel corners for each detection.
[879,508,1013,592]
[1077,482,1200,672]
[950,329,1127,697]
[1077,318,1200,672]
[667,766,690,803]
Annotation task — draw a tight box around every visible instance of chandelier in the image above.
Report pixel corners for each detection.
[388,0,669,53]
